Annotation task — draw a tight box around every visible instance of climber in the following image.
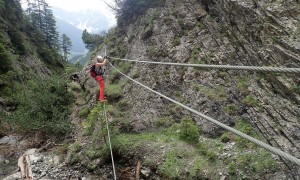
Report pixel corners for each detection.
[94,55,107,103]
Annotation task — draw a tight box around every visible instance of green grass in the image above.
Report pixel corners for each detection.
[189,45,201,63]
[223,104,239,115]
[192,84,228,100]
[79,107,90,118]
[179,116,200,143]
[243,95,259,107]
[105,84,123,99]
[155,116,175,128]
[237,77,249,91]
[158,150,183,179]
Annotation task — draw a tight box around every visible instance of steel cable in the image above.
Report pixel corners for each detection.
[103,96,117,179]
[108,56,300,74]
[108,60,300,166]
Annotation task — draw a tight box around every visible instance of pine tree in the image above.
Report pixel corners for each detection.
[82,29,105,50]
[25,0,59,48]
[61,34,72,61]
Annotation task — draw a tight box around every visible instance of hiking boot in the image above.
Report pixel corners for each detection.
[100,99,108,103]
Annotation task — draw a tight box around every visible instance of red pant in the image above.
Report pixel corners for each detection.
[95,76,105,100]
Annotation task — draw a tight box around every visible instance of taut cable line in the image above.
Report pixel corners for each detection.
[108,60,300,166]
[108,56,300,74]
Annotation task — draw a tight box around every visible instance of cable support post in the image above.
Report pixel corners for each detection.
[107,60,300,166]
[108,56,300,74]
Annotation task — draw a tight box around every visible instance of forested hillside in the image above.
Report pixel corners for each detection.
[0,0,77,136]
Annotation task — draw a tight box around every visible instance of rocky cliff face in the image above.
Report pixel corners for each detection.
[80,0,299,177]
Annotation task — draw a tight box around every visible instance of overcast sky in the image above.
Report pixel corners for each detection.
[21,0,116,26]
[47,0,116,25]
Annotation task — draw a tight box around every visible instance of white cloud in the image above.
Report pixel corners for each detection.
[47,0,116,26]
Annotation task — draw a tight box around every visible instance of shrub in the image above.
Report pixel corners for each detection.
[189,45,201,63]
[79,107,90,118]
[159,151,183,179]
[8,28,26,55]
[116,0,165,27]
[237,78,249,91]
[172,36,181,46]
[82,103,103,135]
[106,84,123,99]
[155,116,175,128]
[0,43,12,74]
[223,104,239,115]
[5,75,75,134]
[243,95,259,107]
[116,99,129,111]
[142,22,154,39]
[179,116,200,143]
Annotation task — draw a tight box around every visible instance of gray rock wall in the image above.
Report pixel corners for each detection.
[81,0,299,177]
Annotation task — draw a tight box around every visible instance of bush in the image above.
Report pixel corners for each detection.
[155,116,174,128]
[223,104,238,115]
[243,95,259,107]
[159,151,183,179]
[5,75,75,134]
[79,107,90,118]
[82,103,103,135]
[8,28,26,55]
[0,43,12,74]
[106,84,123,99]
[116,0,165,27]
[179,116,200,143]
[172,36,181,46]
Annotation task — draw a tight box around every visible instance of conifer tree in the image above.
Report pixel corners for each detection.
[61,34,72,61]
[82,29,105,50]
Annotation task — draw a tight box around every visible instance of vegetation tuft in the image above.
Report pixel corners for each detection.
[3,76,75,134]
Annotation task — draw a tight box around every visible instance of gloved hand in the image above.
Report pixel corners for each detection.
[104,55,108,59]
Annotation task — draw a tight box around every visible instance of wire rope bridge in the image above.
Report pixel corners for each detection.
[101,55,300,179]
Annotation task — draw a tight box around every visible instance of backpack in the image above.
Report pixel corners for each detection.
[90,64,104,77]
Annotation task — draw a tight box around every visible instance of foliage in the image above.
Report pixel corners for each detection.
[155,116,175,128]
[105,84,123,99]
[0,43,12,74]
[82,103,104,135]
[228,149,278,177]
[192,84,227,100]
[115,0,165,28]
[159,150,183,179]
[37,47,64,71]
[8,28,26,54]
[237,77,249,91]
[189,45,201,63]
[141,10,160,39]
[24,0,60,48]
[79,107,90,118]
[243,95,259,107]
[179,116,200,143]
[4,75,75,134]
[86,148,102,160]
[172,36,181,46]
[0,0,4,10]
[82,29,105,50]
[61,34,72,60]
[223,104,239,115]
[103,28,128,58]
[224,118,263,149]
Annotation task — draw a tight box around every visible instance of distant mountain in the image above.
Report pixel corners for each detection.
[52,7,110,33]
[56,18,86,54]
